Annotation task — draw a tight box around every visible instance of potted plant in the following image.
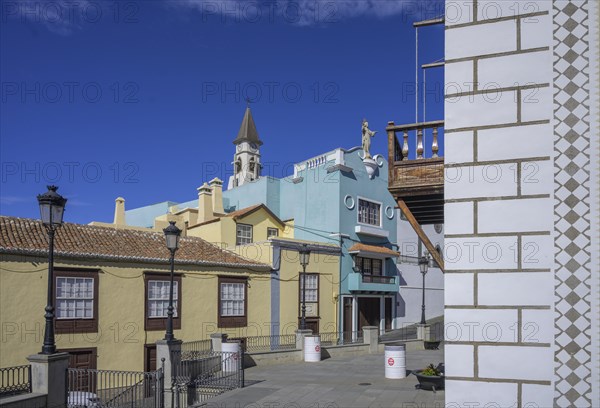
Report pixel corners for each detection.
[413,363,445,391]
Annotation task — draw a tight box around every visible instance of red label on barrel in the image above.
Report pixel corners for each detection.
[387,357,394,366]
[315,345,321,352]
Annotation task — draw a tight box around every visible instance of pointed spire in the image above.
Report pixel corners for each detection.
[233,106,263,146]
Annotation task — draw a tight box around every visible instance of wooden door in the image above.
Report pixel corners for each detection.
[343,297,353,334]
[61,348,97,392]
[303,319,319,334]
[358,297,380,331]
[145,344,157,372]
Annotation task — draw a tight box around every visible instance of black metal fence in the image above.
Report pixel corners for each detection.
[171,350,244,407]
[67,364,164,408]
[0,364,31,397]
[180,339,212,360]
[245,334,297,353]
[319,331,364,346]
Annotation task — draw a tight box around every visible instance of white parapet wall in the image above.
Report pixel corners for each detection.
[444,1,599,407]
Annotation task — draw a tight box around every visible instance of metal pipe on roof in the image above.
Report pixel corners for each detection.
[421,61,445,69]
[413,17,445,27]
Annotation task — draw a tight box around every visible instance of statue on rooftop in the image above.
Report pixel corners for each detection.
[361,119,377,159]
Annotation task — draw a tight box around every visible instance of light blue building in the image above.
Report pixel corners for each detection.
[126,108,401,334]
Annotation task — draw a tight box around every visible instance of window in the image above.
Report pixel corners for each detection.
[299,274,319,317]
[267,228,279,238]
[358,199,381,226]
[148,281,178,318]
[236,223,253,245]
[221,283,244,316]
[54,269,99,334]
[218,277,247,328]
[355,257,383,276]
[144,272,181,331]
[56,277,94,319]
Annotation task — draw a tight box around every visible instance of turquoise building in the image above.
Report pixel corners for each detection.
[126,108,400,334]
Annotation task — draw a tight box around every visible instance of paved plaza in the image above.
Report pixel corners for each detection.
[202,348,445,408]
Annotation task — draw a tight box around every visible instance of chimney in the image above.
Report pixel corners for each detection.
[114,197,126,225]
[197,182,213,223]
[209,177,224,214]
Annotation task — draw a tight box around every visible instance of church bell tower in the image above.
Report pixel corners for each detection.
[228,107,263,189]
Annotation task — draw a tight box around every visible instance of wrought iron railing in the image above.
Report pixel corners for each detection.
[67,364,163,408]
[319,331,364,347]
[180,339,212,360]
[245,334,297,353]
[0,364,31,397]
[171,350,244,405]
[361,275,396,284]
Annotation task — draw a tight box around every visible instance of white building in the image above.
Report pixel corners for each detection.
[444,1,599,406]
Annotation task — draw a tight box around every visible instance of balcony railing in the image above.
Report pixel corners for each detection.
[0,364,31,397]
[387,120,445,225]
[361,275,395,284]
[388,120,443,162]
[348,272,399,293]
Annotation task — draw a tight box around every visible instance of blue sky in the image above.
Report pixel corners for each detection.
[1,0,445,224]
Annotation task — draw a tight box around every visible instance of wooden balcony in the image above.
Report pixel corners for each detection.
[387,120,444,225]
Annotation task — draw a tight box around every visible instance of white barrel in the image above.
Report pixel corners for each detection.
[385,344,406,379]
[304,335,321,362]
[221,341,241,372]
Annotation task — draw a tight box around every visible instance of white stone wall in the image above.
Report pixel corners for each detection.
[444,1,599,406]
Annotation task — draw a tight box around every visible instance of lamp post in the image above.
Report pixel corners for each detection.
[299,244,311,331]
[163,221,181,342]
[37,185,67,355]
[418,255,429,325]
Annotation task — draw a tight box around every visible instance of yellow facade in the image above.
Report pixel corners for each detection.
[0,254,272,370]
[188,205,341,336]
[0,205,340,371]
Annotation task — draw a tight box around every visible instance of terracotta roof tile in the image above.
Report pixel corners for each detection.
[348,243,400,257]
[226,204,284,226]
[0,216,270,269]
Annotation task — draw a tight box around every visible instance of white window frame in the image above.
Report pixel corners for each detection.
[267,227,279,238]
[56,277,95,320]
[356,196,383,228]
[236,223,253,245]
[220,282,245,317]
[300,274,319,303]
[148,280,178,319]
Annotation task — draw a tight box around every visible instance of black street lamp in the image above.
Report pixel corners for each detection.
[299,244,311,331]
[37,185,67,355]
[418,255,430,325]
[163,221,181,342]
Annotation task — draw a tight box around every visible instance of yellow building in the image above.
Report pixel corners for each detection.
[186,202,341,335]
[0,216,271,371]
[0,206,340,371]
[91,178,342,338]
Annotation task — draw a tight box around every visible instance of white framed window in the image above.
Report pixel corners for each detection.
[300,274,319,303]
[148,280,178,318]
[267,228,279,238]
[236,223,253,245]
[220,282,245,316]
[56,277,94,319]
[358,198,381,226]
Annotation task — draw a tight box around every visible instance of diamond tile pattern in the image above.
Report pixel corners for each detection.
[553,1,592,406]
